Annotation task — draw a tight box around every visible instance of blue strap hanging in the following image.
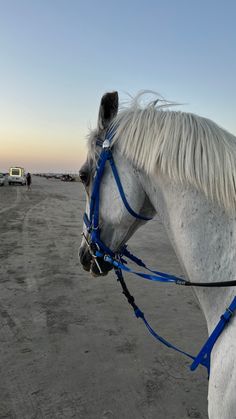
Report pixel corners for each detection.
[115,267,236,378]
[190,296,236,373]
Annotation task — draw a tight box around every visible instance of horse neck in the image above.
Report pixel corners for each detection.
[139,170,236,331]
[138,170,236,418]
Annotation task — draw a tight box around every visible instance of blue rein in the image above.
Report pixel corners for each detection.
[83,129,236,378]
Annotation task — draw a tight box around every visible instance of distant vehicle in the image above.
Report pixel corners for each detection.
[61,174,75,182]
[8,167,26,185]
[0,173,5,186]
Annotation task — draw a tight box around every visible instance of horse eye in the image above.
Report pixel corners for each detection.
[79,170,89,185]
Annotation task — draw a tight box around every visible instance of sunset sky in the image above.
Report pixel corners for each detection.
[1,0,236,173]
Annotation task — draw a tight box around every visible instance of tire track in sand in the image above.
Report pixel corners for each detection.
[22,196,50,326]
[0,186,21,214]
[0,192,50,419]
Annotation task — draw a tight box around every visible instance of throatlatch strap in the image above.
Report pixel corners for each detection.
[108,155,152,221]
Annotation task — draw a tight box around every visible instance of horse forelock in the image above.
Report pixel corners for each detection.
[86,129,99,166]
[108,93,236,212]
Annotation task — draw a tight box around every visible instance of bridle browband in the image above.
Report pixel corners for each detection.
[82,127,236,377]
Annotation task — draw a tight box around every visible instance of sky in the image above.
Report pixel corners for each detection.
[0,0,236,173]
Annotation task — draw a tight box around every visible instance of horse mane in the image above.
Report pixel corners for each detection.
[110,92,236,212]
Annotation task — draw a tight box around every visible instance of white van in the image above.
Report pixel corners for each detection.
[8,167,26,185]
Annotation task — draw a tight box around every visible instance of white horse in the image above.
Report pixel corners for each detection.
[79,91,236,419]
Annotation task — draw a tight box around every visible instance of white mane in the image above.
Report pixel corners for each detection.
[111,94,236,212]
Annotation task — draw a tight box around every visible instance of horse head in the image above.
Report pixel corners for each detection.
[79,92,154,276]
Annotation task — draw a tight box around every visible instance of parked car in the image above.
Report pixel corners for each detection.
[8,167,26,185]
[0,173,5,186]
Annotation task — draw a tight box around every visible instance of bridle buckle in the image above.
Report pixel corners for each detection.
[102,139,110,149]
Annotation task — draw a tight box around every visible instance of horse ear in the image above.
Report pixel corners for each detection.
[97,91,119,131]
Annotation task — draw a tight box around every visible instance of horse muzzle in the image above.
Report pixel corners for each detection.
[79,245,113,277]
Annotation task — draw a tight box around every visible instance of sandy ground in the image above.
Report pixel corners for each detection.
[0,177,208,419]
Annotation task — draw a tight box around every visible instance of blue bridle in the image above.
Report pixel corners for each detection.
[83,128,236,378]
[83,129,152,260]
